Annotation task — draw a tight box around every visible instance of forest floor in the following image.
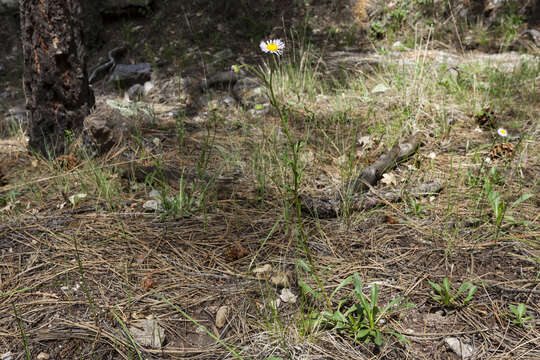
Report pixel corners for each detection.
[1,1,539,359]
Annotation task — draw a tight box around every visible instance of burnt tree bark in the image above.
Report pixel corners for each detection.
[20,0,94,156]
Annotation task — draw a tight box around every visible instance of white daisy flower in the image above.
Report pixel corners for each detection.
[497,128,508,137]
[260,39,285,55]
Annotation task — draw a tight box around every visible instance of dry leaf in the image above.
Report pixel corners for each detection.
[129,318,166,349]
[381,173,397,186]
[225,242,249,262]
[56,154,79,170]
[142,275,157,291]
[357,135,374,149]
[384,215,399,224]
[270,269,295,288]
[253,264,272,279]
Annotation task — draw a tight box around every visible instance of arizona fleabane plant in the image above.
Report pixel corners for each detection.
[260,39,285,55]
[497,128,508,137]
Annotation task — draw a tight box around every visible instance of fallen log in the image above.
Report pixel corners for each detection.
[349,133,421,192]
[300,133,443,218]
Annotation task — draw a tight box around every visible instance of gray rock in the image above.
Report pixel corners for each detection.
[143,199,163,212]
[143,81,155,95]
[445,337,475,359]
[223,96,236,106]
[127,84,144,101]
[232,77,267,107]
[83,103,144,153]
[522,29,540,47]
[108,63,152,88]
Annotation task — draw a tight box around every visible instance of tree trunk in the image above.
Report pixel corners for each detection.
[20,0,95,157]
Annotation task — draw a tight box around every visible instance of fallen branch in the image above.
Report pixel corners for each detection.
[350,133,421,192]
[300,133,442,218]
[301,181,443,218]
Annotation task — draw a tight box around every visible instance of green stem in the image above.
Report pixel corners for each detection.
[265,61,331,311]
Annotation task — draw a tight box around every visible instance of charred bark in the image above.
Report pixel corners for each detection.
[20,0,94,157]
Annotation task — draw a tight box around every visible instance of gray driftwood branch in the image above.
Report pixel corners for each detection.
[301,133,443,218]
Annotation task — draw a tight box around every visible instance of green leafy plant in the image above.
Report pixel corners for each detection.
[483,177,533,239]
[428,277,477,308]
[307,273,413,346]
[507,303,533,328]
[407,196,425,217]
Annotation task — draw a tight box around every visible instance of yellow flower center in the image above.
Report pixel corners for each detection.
[501,130,506,135]
[266,43,278,52]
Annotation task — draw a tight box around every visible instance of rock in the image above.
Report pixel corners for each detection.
[232,77,267,107]
[223,95,236,106]
[143,81,155,95]
[127,84,144,101]
[100,0,153,15]
[108,63,152,89]
[143,199,163,211]
[129,318,165,349]
[0,351,12,360]
[279,288,297,304]
[253,264,272,278]
[36,352,50,360]
[215,306,229,328]
[522,29,540,47]
[445,337,475,359]
[270,269,296,288]
[83,104,138,153]
[105,99,155,123]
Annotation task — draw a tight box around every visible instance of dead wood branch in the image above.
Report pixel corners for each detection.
[301,133,440,218]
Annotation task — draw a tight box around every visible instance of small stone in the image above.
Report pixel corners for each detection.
[280,288,297,303]
[143,81,155,95]
[36,352,50,360]
[223,96,236,106]
[215,306,229,328]
[445,337,475,358]
[0,351,12,360]
[143,199,163,211]
[127,84,144,101]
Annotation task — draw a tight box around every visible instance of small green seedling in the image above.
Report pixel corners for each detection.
[428,278,478,308]
[310,273,413,346]
[507,303,533,328]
